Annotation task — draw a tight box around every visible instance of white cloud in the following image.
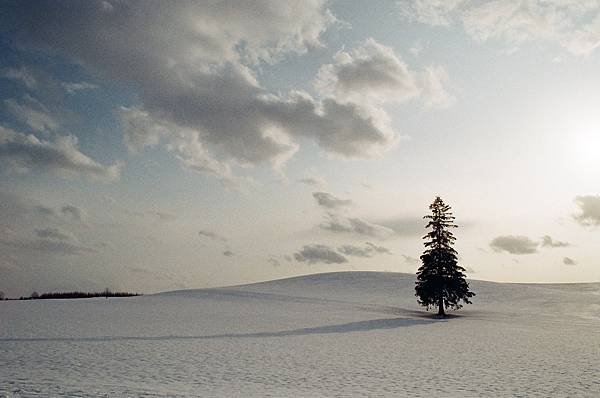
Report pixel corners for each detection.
[0,125,121,181]
[35,204,86,223]
[313,191,353,210]
[34,227,76,242]
[1,67,37,89]
[574,195,600,226]
[60,205,86,222]
[315,38,454,116]
[490,235,538,254]
[268,257,281,267]
[119,107,234,180]
[0,203,91,255]
[338,242,391,257]
[298,175,327,187]
[62,82,98,94]
[5,98,59,133]
[10,1,336,76]
[563,257,577,266]
[312,191,396,239]
[1,191,86,225]
[198,230,228,243]
[6,3,412,181]
[420,66,455,108]
[346,218,396,238]
[377,216,424,236]
[564,13,600,55]
[1,236,93,256]
[321,215,396,239]
[293,244,348,264]
[541,235,569,248]
[398,0,467,27]
[462,1,564,44]
[399,0,600,56]
[315,38,420,105]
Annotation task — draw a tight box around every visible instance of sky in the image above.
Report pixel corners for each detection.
[1,0,600,296]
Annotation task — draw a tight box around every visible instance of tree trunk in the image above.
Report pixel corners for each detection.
[437,297,445,316]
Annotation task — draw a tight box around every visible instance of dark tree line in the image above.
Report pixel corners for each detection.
[4,289,142,300]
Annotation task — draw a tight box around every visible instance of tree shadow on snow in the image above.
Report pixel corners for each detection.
[1,317,442,343]
[412,312,466,320]
[205,316,440,339]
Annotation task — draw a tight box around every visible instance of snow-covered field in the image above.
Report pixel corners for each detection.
[1,271,599,397]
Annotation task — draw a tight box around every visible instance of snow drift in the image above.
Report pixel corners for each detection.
[1,271,599,396]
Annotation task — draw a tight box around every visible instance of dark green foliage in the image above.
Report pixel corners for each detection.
[415,197,475,316]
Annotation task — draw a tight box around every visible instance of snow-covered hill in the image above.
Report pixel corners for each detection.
[1,272,599,396]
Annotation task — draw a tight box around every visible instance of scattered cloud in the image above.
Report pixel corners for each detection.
[338,245,371,257]
[490,235,538,254]
[0,193,93,258]
[5,2,409,181]
[0,125,121,181]
[1,191,86,227]
[1,238,93,256]
[1,230,92,256]
[420,65,455,108]
[315,38,420,105]
[312,191,396,239]
[34,227,76,242]
[268,257,281,267]
[62,82,98,94]
[5,98,59,133]
[293,244,348,264]
[398,0,600,56]
[541,235,569,248]
[320,215,395,238]
[119,106,236,181]
[313,191,353,209]
[563,257,577,266]
[298,175,326,187]
[365,242,392,254]
[315,37,453,111]
[377,216,424,236]
[0,66,66,109]
[398,0,466,27]
[338,242,391,257]
[198,230,228,243]
[346,217,394,237]
[1,66,37,89]
[60,205,85,222]
[35,204,86,223]
[574,195,600,226]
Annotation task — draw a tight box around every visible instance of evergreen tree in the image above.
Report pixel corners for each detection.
[415,196,475,316]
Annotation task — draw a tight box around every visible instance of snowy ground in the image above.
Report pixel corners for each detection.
[1,271,599,397]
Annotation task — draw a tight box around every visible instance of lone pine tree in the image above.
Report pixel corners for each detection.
[415,196,475,316]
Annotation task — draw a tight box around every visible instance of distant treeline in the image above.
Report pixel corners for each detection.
[0,290,142,300]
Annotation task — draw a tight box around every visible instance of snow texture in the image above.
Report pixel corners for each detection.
[1,271,599,396]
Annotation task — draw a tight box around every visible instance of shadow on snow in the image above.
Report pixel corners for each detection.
[1,317,442,343]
